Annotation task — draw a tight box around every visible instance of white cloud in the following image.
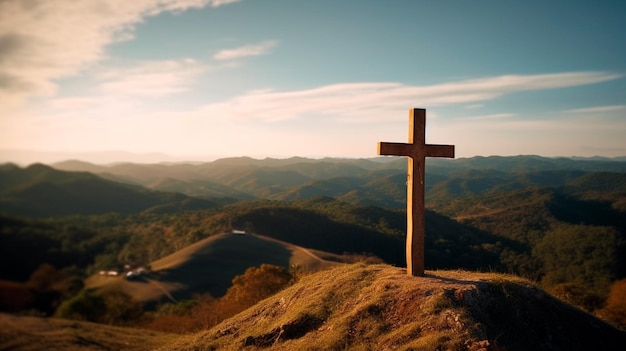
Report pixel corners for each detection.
[3,69,624,160]
[97,59,207,97]
[0,0,235,112]
[209,0,242,7]
[564,105,626,114]
[213,40,279,61]
[194,71,622,123]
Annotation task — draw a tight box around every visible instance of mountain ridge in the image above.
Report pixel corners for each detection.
[0,163,217,216]
[43,155,626,207]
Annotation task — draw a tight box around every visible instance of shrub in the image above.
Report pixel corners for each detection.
[55,288,143,325]
[143,264,293,333]
[548,283,604,312]
[0,280,33,312]
[55,290,106,322]
[597,279,626,329]
[27,263,83,314]
[222,263,292,309]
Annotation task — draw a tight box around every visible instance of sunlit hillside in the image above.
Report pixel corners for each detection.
[3,264,625,351]
[1,155,625,349]
[85,233,344,304]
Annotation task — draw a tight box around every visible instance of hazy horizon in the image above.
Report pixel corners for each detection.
[2,148,625,166]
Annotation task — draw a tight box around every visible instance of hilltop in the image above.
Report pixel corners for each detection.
[2,264,625,351]
[162,264,626,351]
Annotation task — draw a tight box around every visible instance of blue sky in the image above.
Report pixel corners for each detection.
[1,0,625,163]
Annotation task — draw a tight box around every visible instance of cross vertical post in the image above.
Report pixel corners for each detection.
[377,109,455,276]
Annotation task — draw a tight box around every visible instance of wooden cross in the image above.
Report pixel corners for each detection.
[378,108,455,277]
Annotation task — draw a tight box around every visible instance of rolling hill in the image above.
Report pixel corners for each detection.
[51,157,397,201]
[3,264,625,351]
[49,155,626,209]
[85,233,345,304]
[0,164,217,216]
[2,155,626,335]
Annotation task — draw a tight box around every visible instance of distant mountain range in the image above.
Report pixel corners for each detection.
[1,155,626,217]
[0,156,626,216]
[47,155,626,208]
[0,163,216,216]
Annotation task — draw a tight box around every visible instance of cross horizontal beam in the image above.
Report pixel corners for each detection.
[378,142,454,158]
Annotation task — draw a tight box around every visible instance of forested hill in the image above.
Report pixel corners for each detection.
[47,155,626,208]
[0,163,216,216]
[1,155,625,330]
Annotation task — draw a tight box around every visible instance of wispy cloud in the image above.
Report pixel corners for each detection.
[0,0,236,112]
[209,0,242,7]
[195,71,622,123]
[213,40,279,61]
[97,59,206,97]
[564,105,626,114]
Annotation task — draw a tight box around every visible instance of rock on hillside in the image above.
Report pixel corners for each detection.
[160,264,626,351]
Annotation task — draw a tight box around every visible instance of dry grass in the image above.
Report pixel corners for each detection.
[158,264,626,351]
[0,313,180,351]
[5,264,625,350]
[153,265,494,350]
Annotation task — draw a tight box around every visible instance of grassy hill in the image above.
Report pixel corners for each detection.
[0,312,177,351]
[85,233,344,304]
[4,264,625,351]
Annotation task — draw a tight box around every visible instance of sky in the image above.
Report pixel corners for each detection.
[1,0,625,164]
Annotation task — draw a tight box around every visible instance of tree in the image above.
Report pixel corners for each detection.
[533,224,621,294]
[99,289,144,325]
[548,283,603,312]
[143,264,294,333]
[55,288,143,325]
[223,264,293,307]
[598,279,626,329]
[28,263,83,315]
[0,280,33,313]
[55,290,106,322]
